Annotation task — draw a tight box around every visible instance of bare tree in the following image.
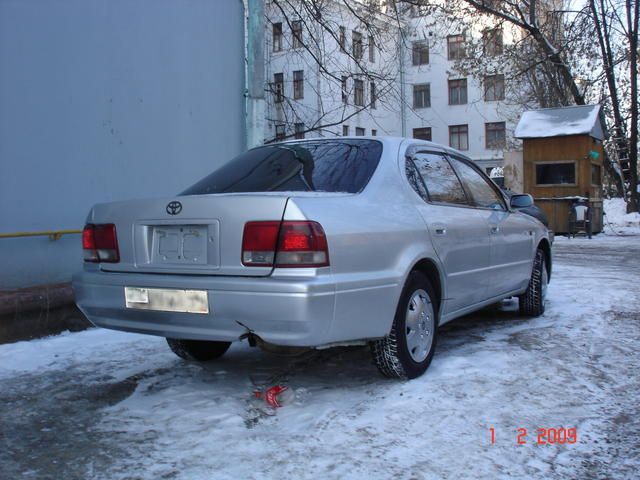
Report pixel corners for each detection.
[264,0,403,142]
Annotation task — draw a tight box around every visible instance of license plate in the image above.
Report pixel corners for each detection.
[124,287,209,314]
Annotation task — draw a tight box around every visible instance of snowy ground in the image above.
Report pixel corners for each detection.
[1,233,639,479]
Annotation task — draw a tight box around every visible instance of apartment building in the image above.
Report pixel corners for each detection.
[264,0,529,172]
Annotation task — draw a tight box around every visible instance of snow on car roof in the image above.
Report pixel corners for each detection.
[514,104,604,140]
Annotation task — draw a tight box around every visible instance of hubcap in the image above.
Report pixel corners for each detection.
[405,289,434,363]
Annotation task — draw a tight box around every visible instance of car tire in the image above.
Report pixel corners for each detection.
[519,249,547,317]
[166,338,231,361]
[370,271,438,379]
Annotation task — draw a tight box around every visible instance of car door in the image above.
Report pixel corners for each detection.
[446,155,535,298]
[406,150,492,315]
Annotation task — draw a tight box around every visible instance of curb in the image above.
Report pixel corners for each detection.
[0,283,92,345]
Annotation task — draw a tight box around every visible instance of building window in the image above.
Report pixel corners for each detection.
[292,20,303,49]
[371,129,377,136]
[483,28,503,56]
[273,73,284,103]
[341,76,348,104]
[412,42,429,66]
[449,124,469,150]
[273,23,283,52]
[413,127,432,141]
[591,164,602,185]
[536,162,576,185]
[294,122,305,139]
[352,31,363,59]
[342,125,349,136]
[369,35,375,62]
[355,127,365,136]
[448,79,467,105]
[370,81,376,109]
[447,34,465,60]
[485,122,506,149]
[293,70,304,99]
[413,84,431,109]
[339,26,346,52]
[354,79,364,106]
[484,74,505,101]
[275,124,286,141]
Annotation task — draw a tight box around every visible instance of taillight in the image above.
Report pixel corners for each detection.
[242,221,329,268]
[82,223,120,263]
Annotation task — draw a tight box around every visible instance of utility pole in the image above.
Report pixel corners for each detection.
[245,0,266,149]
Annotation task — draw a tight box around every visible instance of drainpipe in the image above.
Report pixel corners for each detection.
[245,0,265,149]
[398,27,406,137]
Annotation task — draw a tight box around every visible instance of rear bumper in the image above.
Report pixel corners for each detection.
[73,269,397,347]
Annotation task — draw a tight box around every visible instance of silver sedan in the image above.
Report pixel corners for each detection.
[73,137,551,379]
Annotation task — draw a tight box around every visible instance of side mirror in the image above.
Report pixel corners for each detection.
[510,194,534,209]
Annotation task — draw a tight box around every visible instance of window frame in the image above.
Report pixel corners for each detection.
[369,35,376,63]
[447,34,466,60]
[485,122,506,149]
[484,74,505,102]
[448,78,468,105]
[413,127,432,141]
[449,124,469,151]
[354,79,364,106]
[294,122,305,139]
[482,28,503,56]
[412,41,429,66]
[355,127,366,136]
[293,70,304,99]
[413,83,431,109]
[352,31,363,60]
[292,20,303,49]
[272,22,283,53]
[370,81,376,109]
[339,26,346,52]
[273,73,284,104]
[534,160,578,186]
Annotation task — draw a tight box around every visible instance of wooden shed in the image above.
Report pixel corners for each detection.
[514,105,605,234]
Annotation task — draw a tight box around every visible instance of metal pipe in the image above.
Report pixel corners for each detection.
[0,229,82,241]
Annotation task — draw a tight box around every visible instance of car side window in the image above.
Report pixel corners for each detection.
[405,158,429,201]
[448,156,506,210]
[409,152,468,205]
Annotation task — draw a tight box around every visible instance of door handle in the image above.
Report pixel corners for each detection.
[489,225,499,234]
[431,224,447,235]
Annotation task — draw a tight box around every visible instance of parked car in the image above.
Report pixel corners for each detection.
[73,138,552,379]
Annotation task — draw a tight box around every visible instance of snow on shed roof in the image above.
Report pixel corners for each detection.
[514,105,604,140]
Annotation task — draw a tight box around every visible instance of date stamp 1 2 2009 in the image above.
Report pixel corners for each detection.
[489,427,578,445]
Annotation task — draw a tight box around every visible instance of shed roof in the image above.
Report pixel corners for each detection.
[514,105,604,140]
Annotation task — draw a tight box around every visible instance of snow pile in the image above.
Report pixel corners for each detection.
[603,197,640,233]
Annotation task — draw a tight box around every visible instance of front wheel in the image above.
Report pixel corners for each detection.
[166,338,231,361]
[370,271,438,379]
[519,249,547,317]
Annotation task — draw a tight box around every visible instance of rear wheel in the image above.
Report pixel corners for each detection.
[519,249,547,317]
[371,271,438,379]
[166,338,231,361]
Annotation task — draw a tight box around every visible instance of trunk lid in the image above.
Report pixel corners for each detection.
[89,194,289,277]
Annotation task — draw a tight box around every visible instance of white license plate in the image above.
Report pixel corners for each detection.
[124,287,209,314]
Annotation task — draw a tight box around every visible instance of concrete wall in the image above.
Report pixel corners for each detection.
[0,0,246,288]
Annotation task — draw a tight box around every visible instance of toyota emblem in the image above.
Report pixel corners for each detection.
[166,201,182,215]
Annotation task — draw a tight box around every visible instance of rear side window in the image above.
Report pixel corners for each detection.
[182,139,382,195]
[409,152,468,205]
[448,157,506,210]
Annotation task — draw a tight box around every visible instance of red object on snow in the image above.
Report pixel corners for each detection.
[254,385,289,408]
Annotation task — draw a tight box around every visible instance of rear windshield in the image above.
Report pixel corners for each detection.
[181,139,382,195]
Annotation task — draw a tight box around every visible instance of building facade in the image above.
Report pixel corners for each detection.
[263,0,530,174]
